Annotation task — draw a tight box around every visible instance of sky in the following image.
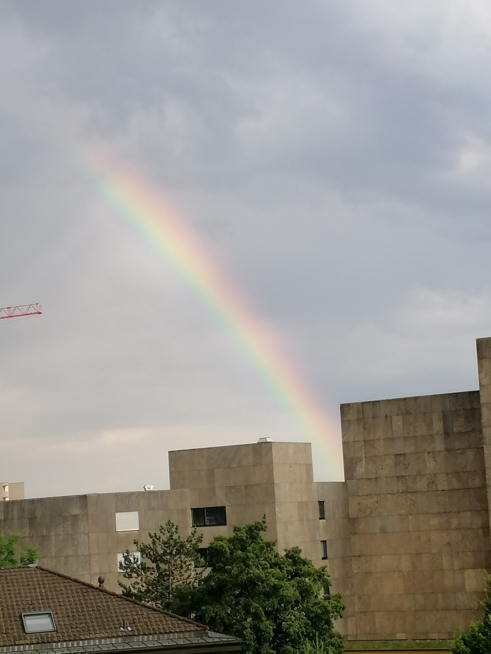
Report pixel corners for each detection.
[2,0,491,498]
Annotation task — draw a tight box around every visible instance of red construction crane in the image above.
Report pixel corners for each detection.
[0,303,42,320]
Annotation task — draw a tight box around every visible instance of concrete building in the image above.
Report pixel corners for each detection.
[3,336,491,642]
[0,481,24,502]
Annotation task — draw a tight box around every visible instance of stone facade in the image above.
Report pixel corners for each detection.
[334,390,489,639]
[3,337,491,641]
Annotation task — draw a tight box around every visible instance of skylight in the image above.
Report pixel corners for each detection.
[21,611,56,634]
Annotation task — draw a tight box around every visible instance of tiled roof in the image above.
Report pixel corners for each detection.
[0,566,212,649]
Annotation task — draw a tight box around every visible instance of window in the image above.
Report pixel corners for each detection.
[22,611,56,634]
[197,548,208,567]
[318,500,325,520]
[117,551,141,570]
[191,506,227,527]
[2,485,8,492]
[320,540,328,560]
[115,511,139,532]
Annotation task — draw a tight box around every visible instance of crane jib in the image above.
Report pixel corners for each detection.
[0,303,42,320]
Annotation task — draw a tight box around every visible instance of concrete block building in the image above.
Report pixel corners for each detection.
[3,336,491,642]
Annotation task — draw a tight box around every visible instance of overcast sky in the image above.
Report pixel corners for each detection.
[2,1,491,498]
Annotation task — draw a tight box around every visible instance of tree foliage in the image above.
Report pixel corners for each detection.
[118,520,204,610]
[0,532,38,568]
[451,575,491,654]
[171,519,345,654]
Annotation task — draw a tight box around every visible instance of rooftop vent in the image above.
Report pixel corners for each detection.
[257,437,272,443]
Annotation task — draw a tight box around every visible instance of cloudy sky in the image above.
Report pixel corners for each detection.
[2,1,491,498]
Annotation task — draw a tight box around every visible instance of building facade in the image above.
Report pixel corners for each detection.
[3,336,491,641]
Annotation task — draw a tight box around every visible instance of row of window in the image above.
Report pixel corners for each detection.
[114,506,228,532]
[115,504,327,533]
[114,507,327,560]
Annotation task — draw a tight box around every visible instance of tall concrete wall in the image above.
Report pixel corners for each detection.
[340,390,490,640]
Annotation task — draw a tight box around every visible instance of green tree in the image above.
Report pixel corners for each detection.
[451,574,491,654]
[171,519,345,654]
[118,520,204,610]
[0,532,38,568]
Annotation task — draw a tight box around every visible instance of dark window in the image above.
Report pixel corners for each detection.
[191,508,206,527]
[318,500,325,520]
[22,612,56,634]
[320,540,328,560]
[205,506,227,526]
[198,547,208,567]
[191,506,227,527]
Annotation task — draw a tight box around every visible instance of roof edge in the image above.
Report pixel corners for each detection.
[0,630,242,654]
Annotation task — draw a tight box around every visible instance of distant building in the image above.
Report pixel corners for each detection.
[0,565,241,654]
[0,481,24,502]
[3,335,491,642]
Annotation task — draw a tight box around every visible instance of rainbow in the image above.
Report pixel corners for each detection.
[78,148,344,480]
